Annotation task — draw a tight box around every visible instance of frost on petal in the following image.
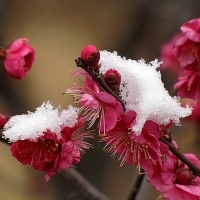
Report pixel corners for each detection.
[99,51,192,135]
[3,101,80,142]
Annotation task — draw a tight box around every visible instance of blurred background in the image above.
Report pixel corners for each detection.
[0,0,200,199]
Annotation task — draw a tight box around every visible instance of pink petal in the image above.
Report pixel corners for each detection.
[99,106,117,132]
[96,92,117,105]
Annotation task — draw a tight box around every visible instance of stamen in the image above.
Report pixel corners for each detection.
[156,193,163,200]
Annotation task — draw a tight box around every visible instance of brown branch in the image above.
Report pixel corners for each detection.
[59,168,111,200]
[159,137,200,177]
[128,170,145,200]
[75,57,125,110]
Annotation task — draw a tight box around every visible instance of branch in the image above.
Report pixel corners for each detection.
[128,170,145,200]
[159,137,200,177]
[59,168,111,200]
[75,57,125,110]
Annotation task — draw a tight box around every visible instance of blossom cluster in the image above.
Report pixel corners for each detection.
[161,18,200,123]
[0,18,200,200]
[3,102,92,182]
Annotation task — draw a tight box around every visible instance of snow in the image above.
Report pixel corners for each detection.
[3,101,80,142]
[99,50,192,135]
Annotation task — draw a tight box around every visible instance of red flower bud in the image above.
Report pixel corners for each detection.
[0,113,10,129]
[81,45,100,71]
[3,38,35,79]
[104,69,121,90]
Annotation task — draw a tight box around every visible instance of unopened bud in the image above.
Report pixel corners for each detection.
[0,113,10,129]
[104,69,121,90]
[81,45,100,71]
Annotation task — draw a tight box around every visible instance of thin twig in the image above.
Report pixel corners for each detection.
[128,170,145,200]
[59,168,111,200]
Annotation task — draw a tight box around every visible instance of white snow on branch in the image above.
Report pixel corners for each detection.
[99,51,192,135]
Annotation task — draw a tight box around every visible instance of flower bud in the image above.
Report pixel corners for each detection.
[81,45,100,71]
[3,38,35,79]
[0,113,10,129]
[104,69,121,90]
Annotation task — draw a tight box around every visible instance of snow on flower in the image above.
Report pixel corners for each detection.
[99,50,192,135]
[3,101,79,141]
[3,101,93,181]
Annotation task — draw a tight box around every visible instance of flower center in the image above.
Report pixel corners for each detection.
[17,137,60,170]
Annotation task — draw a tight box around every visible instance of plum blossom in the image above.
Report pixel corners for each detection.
[173,18,200,70]
[63,69,123,134]
[3,102,92,181]
[148,148,200,200]
[160,33,183,75]
[174,69,200,101]
[181,18,200,43]
[2,38,35,79]
[173,36,200,70]
[101,110,167,177]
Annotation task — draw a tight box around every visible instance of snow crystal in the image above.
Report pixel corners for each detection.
[99,51,192,135]
[3,101,80,142]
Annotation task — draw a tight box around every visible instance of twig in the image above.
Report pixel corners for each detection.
[128,170,145,200]
[59,168,111,200]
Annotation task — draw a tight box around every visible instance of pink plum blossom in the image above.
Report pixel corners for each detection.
[3,38,35,79]
[149,149,200,200]
[172,19,200,70]
[173,36,200,70]
[64,69,124,134]
[174,69,200,101]
[181,18,200,42]
[101,110,167,177]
